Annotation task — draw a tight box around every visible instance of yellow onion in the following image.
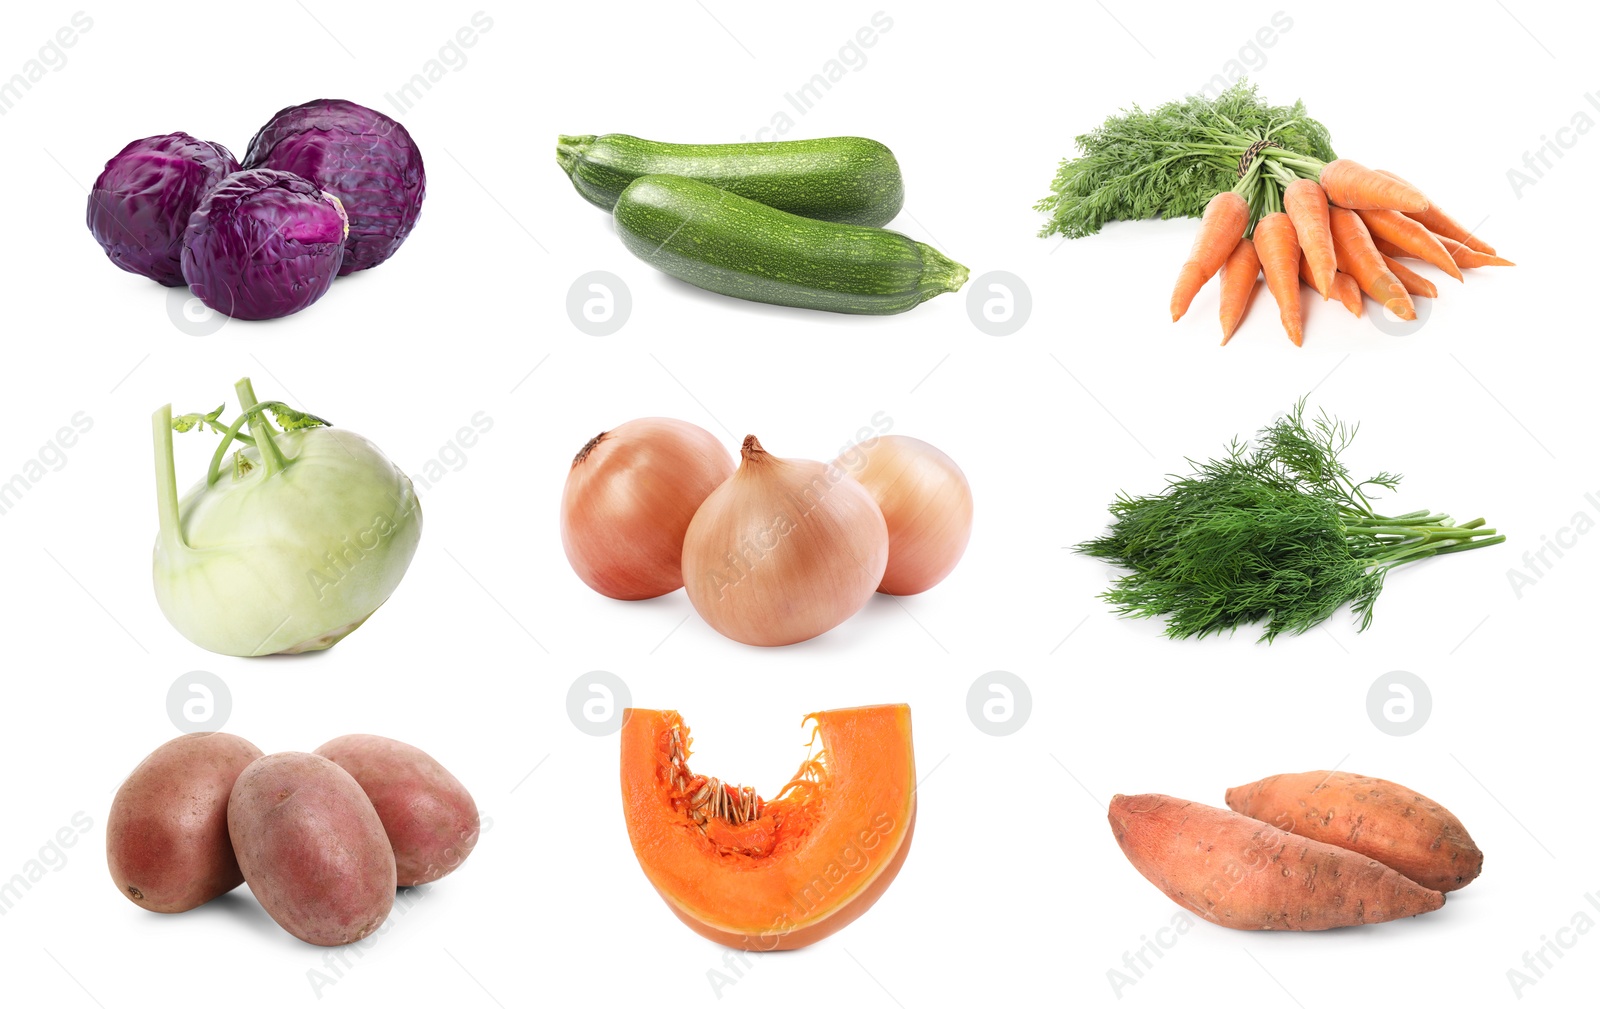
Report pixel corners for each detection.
[836,435,972,595]
[562,418,734,600]
[682,436,888,646]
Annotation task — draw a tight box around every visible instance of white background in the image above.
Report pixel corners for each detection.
[1,1,1596,1006]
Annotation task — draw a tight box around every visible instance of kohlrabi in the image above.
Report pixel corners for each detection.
[153,378,422,656]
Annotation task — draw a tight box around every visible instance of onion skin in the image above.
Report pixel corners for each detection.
[682,436,888,646]
[837,435,973,596]
[561,418,733,600]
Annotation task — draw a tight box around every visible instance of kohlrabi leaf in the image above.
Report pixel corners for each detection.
[260,401,331,432]
[171,404,227,434]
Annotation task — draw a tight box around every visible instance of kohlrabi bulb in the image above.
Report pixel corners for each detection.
[152,378,422,656]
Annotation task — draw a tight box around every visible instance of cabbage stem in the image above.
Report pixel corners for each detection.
[152,405,187,554]
[235,377,288,476]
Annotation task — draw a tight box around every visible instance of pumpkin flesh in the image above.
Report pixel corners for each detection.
[620,704,915,950]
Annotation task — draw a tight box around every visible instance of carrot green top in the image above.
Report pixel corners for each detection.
[1036,80,1338,239]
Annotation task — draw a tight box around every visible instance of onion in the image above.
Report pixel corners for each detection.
[682,436,888,646]
[561,418,734,600]
[836,435,972,595]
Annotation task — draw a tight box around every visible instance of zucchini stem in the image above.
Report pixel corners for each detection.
[916,246,969,304]
[556,134,596,177]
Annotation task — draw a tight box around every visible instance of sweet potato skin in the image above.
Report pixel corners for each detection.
[314,734,480,886]
[106,732,264,913]
[1109,793,1445,930]
[1225,770,1483,892]
[228,752,396,946]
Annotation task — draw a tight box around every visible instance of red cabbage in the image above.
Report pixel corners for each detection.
[180,169,348,321]
[87,133,239,286]
[244,99,425,275]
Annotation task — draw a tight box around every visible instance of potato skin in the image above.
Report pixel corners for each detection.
[314,734,480,886]
[228,752,395,946]
[1225,770,1483,892]
[106,732,263,913]
[1109,793,1445,930]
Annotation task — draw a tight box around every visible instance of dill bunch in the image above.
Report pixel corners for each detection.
[1035,82,1337,239]
[1079,402,1505,642]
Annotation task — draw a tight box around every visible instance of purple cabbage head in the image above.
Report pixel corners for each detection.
[180,169,348,321]
[87,133,240,286]
[243,99,425,275]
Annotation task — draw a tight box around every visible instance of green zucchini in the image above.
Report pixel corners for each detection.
[612,175,967,316]
[558,134,905,227]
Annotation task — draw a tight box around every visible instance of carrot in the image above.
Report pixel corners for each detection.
[1251,213,1303,345]
[1218,238,1261,345]
[1329,207,1416,320]
[1226,771,1483,893]
[1282,179,1336,299]
[1300,258,1362,316]
[1330,271,1364,316]
[1356,209,1464,281]
[1370,236,1411,260]
[1319,159,1429,213]
[1435,235,1516,268]
[1383,255,1437,298]
[1108,794,1446,931]
[1377,170,1498,255]
[1170,191,1250,321]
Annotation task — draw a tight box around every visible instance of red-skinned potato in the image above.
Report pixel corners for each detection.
[107,732,263,913]
[315,734,480,886]
[228,752,395,946]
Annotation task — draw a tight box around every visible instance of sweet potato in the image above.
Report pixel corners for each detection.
[1108,793,1445,930]
[315,734,480,886]
[1225,770,1483,892]
[106,732,263,913]
[228,752,396,946]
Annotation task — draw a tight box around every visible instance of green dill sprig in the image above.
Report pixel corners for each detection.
[1078,401,1504,642]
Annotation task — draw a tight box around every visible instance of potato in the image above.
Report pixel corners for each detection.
[1109,793,1445,930]
[106,732,263,913]
[1225,770,1483,892]
[228,752,395,946]
[315,734,479,886]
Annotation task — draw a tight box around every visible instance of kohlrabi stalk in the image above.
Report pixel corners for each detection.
[234,377,287,476]
[153,404,186,559]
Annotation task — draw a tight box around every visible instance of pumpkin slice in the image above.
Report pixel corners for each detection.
[620,704,916,951]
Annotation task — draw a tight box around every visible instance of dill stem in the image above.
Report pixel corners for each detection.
[1355,511,1447,525]
[1346,525,1493,538]
[1378,534,1507,568]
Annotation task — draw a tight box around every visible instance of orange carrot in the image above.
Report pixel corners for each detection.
[1329,207,1416,320]
[1377,170,1498,255]
[1356,209,1464,281]
[1219,238,1262,345]
[1319,159,1428,213]
[1252,213,1303,345]
[1170,191,1250,321]
[1435,235,1516,268]
[1299,258,1362,316]
[1283,179,1336,299]
[1330,271,1364,316]
[1383,255,1437,298]
[1370,236,1412,260]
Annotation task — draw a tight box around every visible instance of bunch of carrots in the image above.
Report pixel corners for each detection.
[1034,83,1513,346]
[1180,159,1514,345]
